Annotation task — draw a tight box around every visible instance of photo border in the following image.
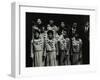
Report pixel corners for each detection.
[11,2,96,78]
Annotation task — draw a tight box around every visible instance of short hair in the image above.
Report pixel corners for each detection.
[37,18,41,22]
[73,22,77,27]
[47,30,53,35]
[34,29,40,34]
[61,21,65,24]
[63,27,67,31]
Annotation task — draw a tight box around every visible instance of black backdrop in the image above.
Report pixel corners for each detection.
[26,12,89,67]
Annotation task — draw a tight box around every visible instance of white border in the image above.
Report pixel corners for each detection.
[11,2,96,78]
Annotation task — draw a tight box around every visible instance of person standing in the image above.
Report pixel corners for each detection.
[31,29,44,67]
[45,30,58,66]
[82,22,90,64]
[58,28,70,65]
[71,33,82,65]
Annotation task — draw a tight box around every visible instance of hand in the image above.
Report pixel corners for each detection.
[30,53,34,59]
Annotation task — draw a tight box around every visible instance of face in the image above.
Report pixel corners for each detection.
[34,31,40,39]
[72,27,76,34]
[73,23,77,28]
[75,34,79,39]
[56,26,59,32]
[61,22,65,27]
[85,22,89,28]
[49,20,54,25]
[37,19,42,24]
[63,30,67,36]
[42,27,45,31]
[48,33,53,39]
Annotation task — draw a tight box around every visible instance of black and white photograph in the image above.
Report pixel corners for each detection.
[26,12,90,67]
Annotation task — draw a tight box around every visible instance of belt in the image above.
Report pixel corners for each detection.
[34,50,43,52]
[46,50,56,52]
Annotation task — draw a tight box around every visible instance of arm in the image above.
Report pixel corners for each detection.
[56,41,59,56]
[43,38,46,57]
[30,39,34,59]
[70,38,73,56]
[67,39,70,55]
[79,39,82,58]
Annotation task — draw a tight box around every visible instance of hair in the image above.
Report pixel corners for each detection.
[47,30,54,35]
[34,29,40,34]
[63,27,67,31]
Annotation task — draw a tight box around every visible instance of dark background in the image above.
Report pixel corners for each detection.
[26,12,89,67]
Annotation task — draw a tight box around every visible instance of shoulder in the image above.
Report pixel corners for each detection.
[54,38,57,42]
[66,38,70,40]
[45,38,49,43]
[66,38,70,42]
[58,35,63,40]
[40,34,44,40]
[31,39,33,43]
[72,37,75,41]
